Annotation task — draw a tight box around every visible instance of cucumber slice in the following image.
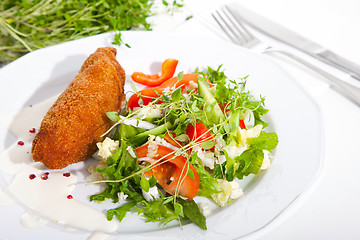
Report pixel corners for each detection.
[197,78,225,125]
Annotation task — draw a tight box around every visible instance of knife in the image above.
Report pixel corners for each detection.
[228,3,360,81]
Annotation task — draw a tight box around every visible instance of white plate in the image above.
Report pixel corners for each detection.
[0,31,323,240]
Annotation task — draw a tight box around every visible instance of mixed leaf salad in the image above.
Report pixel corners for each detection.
[89,59,278,230]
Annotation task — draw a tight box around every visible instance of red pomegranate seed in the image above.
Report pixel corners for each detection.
[67,195,73,199]
[63,173,71,177]
[29,174,36,180]
[29,128,36,133]
[41,172,49,180]
[17,141,24,146]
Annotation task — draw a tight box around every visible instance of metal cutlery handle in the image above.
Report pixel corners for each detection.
[227,2,360,82]
[314,49,360,81]
[268,49,360,106]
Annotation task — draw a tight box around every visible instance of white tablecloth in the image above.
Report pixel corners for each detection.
[164,0,360,239]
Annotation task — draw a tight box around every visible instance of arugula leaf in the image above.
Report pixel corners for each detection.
[112,123,146,142]
[107,202,137,221]
[137,199,178,225]
[90,139,144,214]
[177,198,207,230]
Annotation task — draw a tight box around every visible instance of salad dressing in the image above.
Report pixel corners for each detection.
[0,97,118,236]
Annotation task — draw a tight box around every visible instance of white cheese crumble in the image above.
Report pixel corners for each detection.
[96,137,119,160]
[117,192,128,204]
[153,135,179,151]
[142,186,160,202]
[142,135,181,164]
[218,155,227,164]
[184,80,198,91]
[126,145,137,158]
[192,146,216,169]
[261,150,271,170]
[197,202,211,216]
[146,135,159,159]
[211,179,244,207]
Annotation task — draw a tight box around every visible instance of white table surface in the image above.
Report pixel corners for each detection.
[1,0,360,239]
[164,0,360,239]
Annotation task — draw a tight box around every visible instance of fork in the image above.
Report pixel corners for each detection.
[212,6,360,106]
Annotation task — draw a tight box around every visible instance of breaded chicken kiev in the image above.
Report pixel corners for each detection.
[31,47,125,169]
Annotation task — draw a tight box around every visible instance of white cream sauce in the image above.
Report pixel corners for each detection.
[0,97,118,238]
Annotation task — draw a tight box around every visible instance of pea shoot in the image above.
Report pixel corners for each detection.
[0,0,184,65]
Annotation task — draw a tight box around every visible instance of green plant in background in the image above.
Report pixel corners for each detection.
[0,0,183,65]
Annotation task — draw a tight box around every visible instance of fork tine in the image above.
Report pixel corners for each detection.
[223,5,255,42]
[211,11,242,45]
[212,6,256,47]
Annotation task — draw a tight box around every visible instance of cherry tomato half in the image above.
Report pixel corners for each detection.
[135,144,200,200]
[186,122,215,150]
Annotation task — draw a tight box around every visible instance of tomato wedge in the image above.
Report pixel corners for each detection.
[135,144,200,200]
[239,119,246,129]
[164,132,183,148]
[131,59,179,87]
[186,122,215,150]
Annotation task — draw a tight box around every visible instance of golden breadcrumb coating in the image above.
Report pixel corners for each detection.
[31,47,125,169]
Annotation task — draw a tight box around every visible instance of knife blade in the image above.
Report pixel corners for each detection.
[228,3,360,81]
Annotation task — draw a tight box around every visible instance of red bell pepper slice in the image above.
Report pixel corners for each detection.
[127,74,200,109]
[136,144,200,200]
[131,59,179,87]
[159,73,199,89]
[127,88,163,110]
[127,73,212,109]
